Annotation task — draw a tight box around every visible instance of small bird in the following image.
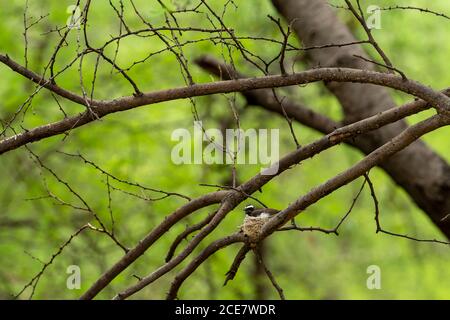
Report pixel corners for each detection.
[244,204,279,218]
[242,204,279,242]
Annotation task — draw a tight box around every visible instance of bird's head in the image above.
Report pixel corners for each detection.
[244,204,255,216]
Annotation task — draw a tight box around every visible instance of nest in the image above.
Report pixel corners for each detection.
[242,215,270,242]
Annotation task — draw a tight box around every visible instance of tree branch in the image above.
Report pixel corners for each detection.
[79,191,227,300]
[261,114,449,239]
[1,53,449,155]
[166,232,245,300]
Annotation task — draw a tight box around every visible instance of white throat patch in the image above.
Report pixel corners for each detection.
[259,212,271,219]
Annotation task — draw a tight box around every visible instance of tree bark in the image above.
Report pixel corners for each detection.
[271,0,450,238]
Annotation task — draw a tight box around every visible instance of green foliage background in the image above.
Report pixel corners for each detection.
[0,0,449,299]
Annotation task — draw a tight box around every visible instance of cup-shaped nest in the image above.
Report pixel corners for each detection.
[242,215,270,242]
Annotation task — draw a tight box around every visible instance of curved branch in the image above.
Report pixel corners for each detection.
[166,232,245,300]
[253,247,285,300]
[79,190,227,300]
[261,114,449,239]
[112,198,245,300]
[1,52,449,155]
[195,55,450,136]
[224,244,251,286]
[165,211,216,262]
[195,55,339,134]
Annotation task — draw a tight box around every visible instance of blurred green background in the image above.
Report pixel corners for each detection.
[0,0,449,299]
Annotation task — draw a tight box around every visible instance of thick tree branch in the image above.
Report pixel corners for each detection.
[165,211,216,262]
[271,0,450,238]
[1,52,449,155]
[166,232,245,300]
[195,55,450,136]
[79,191,227,300]
[261,114,449,239]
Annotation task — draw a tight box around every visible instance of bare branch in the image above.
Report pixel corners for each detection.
[15,225,89,299]
[80,191,227,300]
[345,0,395,71]
[224,244,251,286]
[165,211,217,263]
[366,173,450,245]
[261,115,449,240]
[253,247,285,300]
[166,232,245,300]
[2,52,450,155]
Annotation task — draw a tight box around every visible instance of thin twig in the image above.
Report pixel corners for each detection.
[253,247,285,300]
